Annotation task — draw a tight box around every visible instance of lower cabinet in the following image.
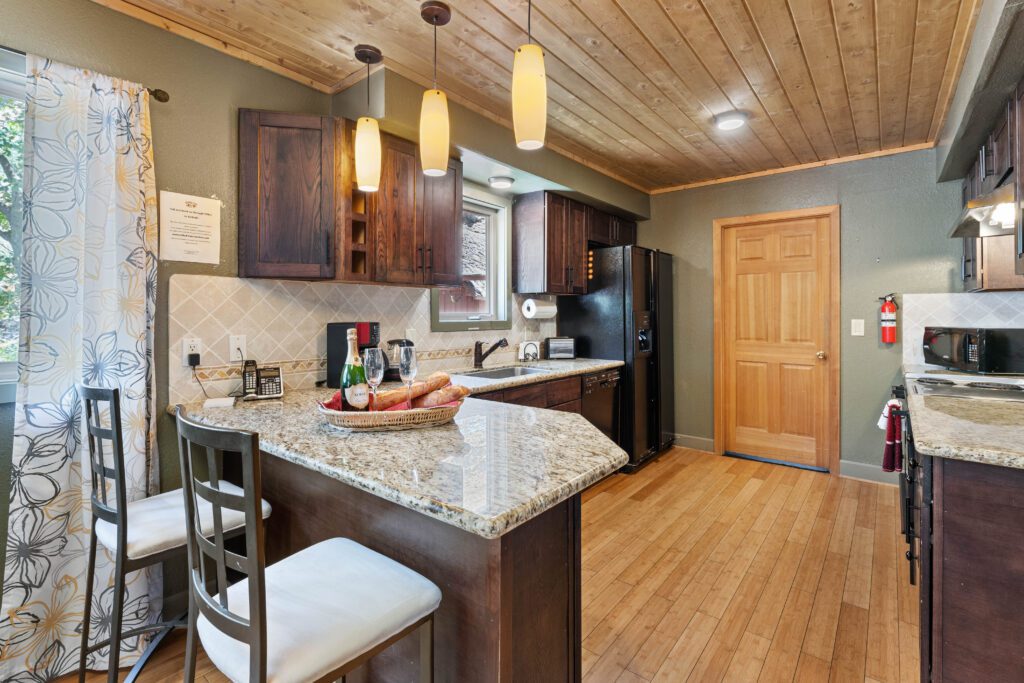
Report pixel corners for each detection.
[913,455,1024,681]
[475,376,582,413]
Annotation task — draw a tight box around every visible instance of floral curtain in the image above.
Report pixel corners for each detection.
[0,57,159,679]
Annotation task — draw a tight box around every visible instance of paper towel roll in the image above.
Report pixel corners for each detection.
[522,299,557,319]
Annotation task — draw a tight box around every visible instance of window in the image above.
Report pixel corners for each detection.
[0,50,23,388]
[430,184,510,331]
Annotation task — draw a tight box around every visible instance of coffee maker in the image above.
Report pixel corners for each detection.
[326,322,380,388]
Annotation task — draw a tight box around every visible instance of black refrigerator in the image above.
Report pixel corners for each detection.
[558,246,675,471]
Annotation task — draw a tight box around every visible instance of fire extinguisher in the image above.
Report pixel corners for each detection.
[879,294,898,344]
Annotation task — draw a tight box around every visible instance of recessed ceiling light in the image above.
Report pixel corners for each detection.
[488,175,515,189]
[714,111,748,131]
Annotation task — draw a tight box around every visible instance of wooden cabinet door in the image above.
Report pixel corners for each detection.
[962,237,982,291]
[421,158,463,286]
[588,207,613,246]
[545,194,571,294]
[238,110,335,279]
[613,217,638,245]
[373,134,423,285]
[1016,81,1024,275]
[992,100,1013,181]
[568,200,589,293]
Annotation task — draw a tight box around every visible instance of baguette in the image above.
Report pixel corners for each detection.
[411,384,471,408]
[373,371,451,410]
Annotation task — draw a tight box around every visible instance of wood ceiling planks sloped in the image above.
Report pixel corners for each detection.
[94,0,981,191]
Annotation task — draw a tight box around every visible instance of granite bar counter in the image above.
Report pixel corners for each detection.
[171,389,627,682]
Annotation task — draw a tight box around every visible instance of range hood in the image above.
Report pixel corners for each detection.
[949,178,1018,238]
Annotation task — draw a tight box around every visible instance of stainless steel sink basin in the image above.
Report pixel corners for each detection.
[455,366,551,380]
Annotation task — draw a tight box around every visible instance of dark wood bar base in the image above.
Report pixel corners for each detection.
[256,452,582,682]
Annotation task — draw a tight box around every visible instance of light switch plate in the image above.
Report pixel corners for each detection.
[851,319,865,337]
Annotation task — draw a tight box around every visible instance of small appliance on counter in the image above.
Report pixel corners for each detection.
[384,339,414,381]
[518,340,541,361]
[543,337,576,359]
[326,322,380,389]
[922,326,1024,374]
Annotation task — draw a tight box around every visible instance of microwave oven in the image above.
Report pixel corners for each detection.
[922,326,1024,374]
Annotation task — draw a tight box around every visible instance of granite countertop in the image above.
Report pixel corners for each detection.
[170,389,628,538]
[905,382,1024,470]
[447,358,624,394]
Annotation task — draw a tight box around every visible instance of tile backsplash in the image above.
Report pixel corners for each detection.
[168,274,557,403]
[902,291,1024,364]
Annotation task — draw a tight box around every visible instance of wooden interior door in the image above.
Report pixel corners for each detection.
[715,207,838,471]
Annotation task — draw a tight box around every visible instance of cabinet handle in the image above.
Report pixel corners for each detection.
[426,248,433,271]
[417,247,424,272]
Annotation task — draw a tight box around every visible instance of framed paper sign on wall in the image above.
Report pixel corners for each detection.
[159,190,221,264]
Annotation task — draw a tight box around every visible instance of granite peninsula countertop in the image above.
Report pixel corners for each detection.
[448,358,624,394]
[905,380,1024,470]
[170,389,628,538]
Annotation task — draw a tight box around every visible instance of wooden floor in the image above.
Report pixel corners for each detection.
[73,448,917,683]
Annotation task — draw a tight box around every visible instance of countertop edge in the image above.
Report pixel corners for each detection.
[455,359,625,394]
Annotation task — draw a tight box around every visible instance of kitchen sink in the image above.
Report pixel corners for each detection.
[455,366,552,380]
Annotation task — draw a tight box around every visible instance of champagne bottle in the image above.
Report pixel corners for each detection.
[341,328,369,411]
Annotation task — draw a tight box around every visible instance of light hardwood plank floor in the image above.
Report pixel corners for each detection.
[69,448,916,682]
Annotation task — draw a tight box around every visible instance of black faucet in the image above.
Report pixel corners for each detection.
[473,338,509,369]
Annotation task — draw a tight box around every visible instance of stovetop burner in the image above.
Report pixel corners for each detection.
[965,381,1024,391]
[915,378,956,386]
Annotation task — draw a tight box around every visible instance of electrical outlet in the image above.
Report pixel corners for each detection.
[181,337,202,367]
[229,335,247,362]
[851,319,865,337]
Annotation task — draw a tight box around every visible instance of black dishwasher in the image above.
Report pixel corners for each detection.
[582,369,621,443]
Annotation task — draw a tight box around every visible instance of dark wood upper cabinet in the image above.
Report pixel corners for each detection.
[371,133,463,287]
[420,158,463,287]
[568,200,588,294]
[372,134,423,285]
[515,191,640,294]
[239,110,335,279]
[1016,80,1024,275]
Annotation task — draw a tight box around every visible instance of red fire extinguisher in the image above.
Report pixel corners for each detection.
[879,294,898,344]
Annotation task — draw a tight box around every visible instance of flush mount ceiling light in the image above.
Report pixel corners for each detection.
[488,175,515,189]
[512,0,547,150]
[714,111,749,131]
[419,1,451,177]
[353,45,383,193]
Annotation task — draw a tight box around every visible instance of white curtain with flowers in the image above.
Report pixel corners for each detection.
[0,57,159,680]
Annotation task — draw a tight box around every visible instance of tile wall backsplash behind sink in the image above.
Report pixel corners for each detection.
[168,274,557,403]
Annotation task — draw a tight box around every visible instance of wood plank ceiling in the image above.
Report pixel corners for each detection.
[94,0,982,192]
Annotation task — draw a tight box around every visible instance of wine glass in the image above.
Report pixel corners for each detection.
[399,346,417,409]
[363,348,385,411]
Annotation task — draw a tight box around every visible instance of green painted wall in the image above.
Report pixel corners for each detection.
[641,149,963,471]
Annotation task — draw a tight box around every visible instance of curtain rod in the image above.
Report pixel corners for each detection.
[0,43,169,102]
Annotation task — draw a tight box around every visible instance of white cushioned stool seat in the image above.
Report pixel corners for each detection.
[95,482,271,560]
[197,537,442,683]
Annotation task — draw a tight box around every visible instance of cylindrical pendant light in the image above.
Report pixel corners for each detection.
[419,1,452,177]
[353,45,383,192]
[512,0,547,150]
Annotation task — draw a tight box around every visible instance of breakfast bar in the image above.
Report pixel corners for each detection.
[174,391,628,682]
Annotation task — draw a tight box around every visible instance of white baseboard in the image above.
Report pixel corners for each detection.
[839,459,899,485]
[673,434,715,452]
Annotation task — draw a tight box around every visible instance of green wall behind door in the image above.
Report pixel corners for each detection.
[641,149,963,476]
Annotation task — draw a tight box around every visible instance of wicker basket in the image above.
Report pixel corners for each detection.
[317,401,463,432]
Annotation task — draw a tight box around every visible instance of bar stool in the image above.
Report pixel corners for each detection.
[78,386,271,682]
[175,408,442,683]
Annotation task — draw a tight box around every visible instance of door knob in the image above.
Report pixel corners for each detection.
[816,351,828,360]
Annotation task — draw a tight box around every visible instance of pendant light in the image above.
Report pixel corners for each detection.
[419,1,451,177]
[512,0,547,150]
[353,45,383,192]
